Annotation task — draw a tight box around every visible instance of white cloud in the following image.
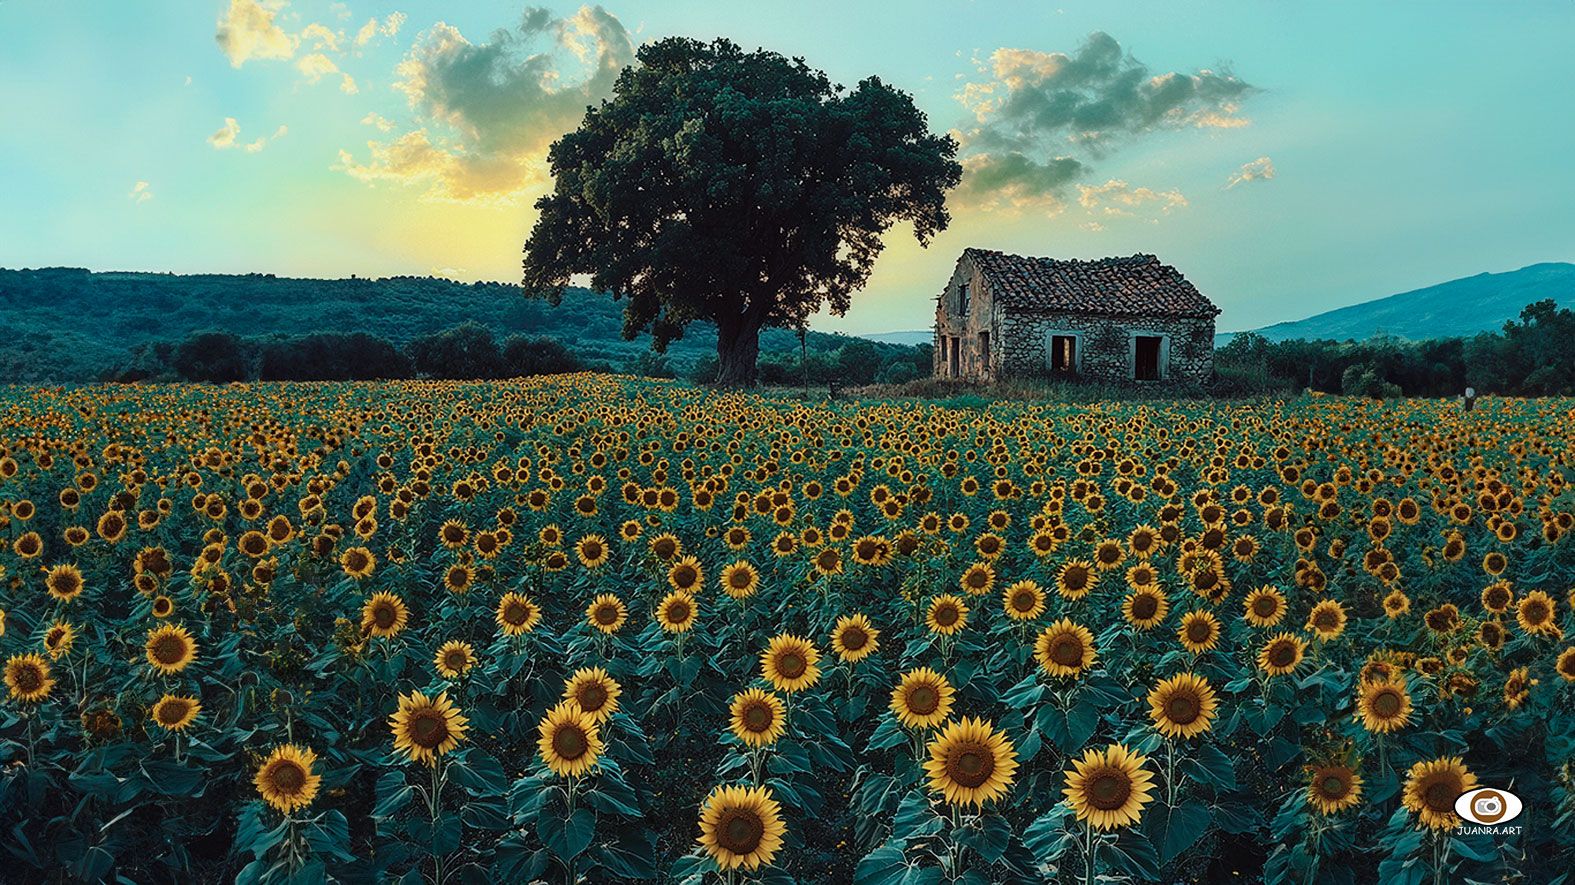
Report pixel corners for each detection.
[355,11,406,48]
[208,118,287,153]
[338,6,634,202]
[301,22,343,52]
[296,52,358,93]
[1226,155,1276,188]
[361,112,395,132]
[215,0,297,67]
[1076,179,1188,217]
[129,181,152,204]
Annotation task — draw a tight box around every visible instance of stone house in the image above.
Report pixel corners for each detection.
[933,248,1219,385]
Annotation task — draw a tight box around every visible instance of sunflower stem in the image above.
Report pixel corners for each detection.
[1083,820,1097,885]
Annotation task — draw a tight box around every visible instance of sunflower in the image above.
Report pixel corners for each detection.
[1062,743,1156,830]
[389,690,468,765]
[434,641,476,679]
[1147,673,1218,740]
[1055,560,1097,600]
[1357,677,1413,733]
[1258,633,1307,676]
[696,784,786,871]
[151,595,175,618]
[4,653,54,702]
[575,534,610,568]
[495,592,541,636]
[925,594,969,636]
[254,745,321,814]
[360,591,409,639]
[1515,590,1559,637]
[1402,757,1477,829]
[1122,587,1169,630]
[730,688,787,747]
[719,561,760,600]
[760,634,820,693]
[890,667,955,729]
[958,562,995,596]
[145,624,198,675]
[1002,580,1047,621]
[563,667,621,723]
[1034,619,1098,678]
[586,594,628,634]
[43,620,76,660]
[1243,586,1287,628]
[537,700,603,778]
[656,591,698,633]
[1382,589,1411,618]
[148,693,201,731]
[1306,599,1348,640]
[442,564,474,594]
[923,717,1019,807]
[1178,610,1222,653]
[830,614,879,663]
[44,564,84,601]
[1307,763,1363,814]
[1557,647,1575,683]
[339,546,376,579]
[667,556,704,594]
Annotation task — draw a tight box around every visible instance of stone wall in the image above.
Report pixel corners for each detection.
[932,255,997,380]
[996,311,1215,385]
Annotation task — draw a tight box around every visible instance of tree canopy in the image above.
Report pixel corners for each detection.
[521,37,961,385]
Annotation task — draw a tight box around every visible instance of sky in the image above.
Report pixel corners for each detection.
[1,1,1572,335]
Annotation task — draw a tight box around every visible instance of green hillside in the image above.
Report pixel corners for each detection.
[0,267,920,383]
[1247,261,1575,341]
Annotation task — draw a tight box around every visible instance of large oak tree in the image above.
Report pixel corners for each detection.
[521,38,960,386]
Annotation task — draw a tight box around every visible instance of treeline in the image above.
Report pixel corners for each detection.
[109,322,933,386]
[1214,299,1575,397]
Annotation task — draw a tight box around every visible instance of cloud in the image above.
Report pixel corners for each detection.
[301,22,342,52]
[129,181,152,204]
[209,118,288,152]
[361,112,395,132]
[297,52,358,93]
[215,0,297,67]
[337,5,634,202]
[954,32,1254,211]
[355,12,406,48]
[1226,155,1275,188]
[1076,179,1188,217]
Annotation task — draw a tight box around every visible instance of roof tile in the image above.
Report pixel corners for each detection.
[962,248,1219,319]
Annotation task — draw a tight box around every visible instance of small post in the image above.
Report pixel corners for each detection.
[1462,387,1476,412]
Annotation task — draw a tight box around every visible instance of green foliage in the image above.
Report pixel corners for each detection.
[521,37,960,385]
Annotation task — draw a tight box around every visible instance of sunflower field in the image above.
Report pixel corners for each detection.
[1,375,1573,884]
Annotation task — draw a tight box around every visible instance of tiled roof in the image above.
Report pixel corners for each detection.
[962,248,1219,319]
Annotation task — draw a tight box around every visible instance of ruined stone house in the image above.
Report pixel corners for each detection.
[933,249,1220,385]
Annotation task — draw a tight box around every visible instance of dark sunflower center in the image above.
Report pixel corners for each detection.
[1423,779,1458,812]
[595,605,619,624]
[777,652,806,679]
[374,605,397,628]
[579,685,608,711]
[1525,602,1548,623]
[1165,693,1200,724]
[744,704,773,732]
[935,605,959,626]
[553,726,588,760]
[15,666,42,691]
[675,567,696,586]
[505,602,528,624]
[1314,610,1337,629]
[445,652,467,671]
[1087,771,1132,810]
[841,628,868,650]
[730,571,752,589]
[1131,595,1158,619]
[1320,773,1349,798]
[1253,597,1278,617]
[1372,690,1402,718]
[1187,621,1212,643]
[967,572,987,588]
[667,601,691,622]
[719,809,764,854]
[153,635,186,664]
[948,744,994,788]
[270,761,306,792]
[1269,643,1295,667]
[1051,636,1084,667]
[1064,568,1087,589]
[411,711,448,748]
[158,701,190,724]
[1012,592,1036,612]
[908,685,939,715]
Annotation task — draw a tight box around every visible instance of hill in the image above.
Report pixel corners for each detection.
[860,330,932,346]
[0,267,924,383]
[1244,261,1575,342]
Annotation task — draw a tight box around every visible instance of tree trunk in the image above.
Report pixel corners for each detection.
[715,318,761,387]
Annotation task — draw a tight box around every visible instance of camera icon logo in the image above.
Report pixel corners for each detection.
[1455,787,1522,825]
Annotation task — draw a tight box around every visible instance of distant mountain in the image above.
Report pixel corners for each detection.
[0,268,919,383]
[859,330,932,346]
[1241,262,1575,342]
